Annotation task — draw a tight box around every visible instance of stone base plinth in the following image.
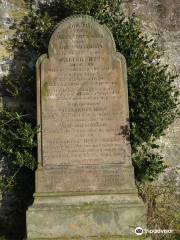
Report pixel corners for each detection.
[27,191,147,239]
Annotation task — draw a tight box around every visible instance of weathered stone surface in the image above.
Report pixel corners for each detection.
[36,15,136,193]
[0,0,27,80]
[27,194,147,239]
[27,15,146,239]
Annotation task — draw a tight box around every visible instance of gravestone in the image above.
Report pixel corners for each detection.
[27,15,147,239]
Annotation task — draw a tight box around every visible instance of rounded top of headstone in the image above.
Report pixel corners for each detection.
[48,15,116,57]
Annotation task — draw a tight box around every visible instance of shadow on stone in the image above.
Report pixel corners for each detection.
[0,168,34,240]
[118,119,131,142]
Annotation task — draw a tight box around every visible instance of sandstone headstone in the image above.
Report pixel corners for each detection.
[27,15,147,239]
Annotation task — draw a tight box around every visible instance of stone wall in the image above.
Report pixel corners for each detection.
[0,0,27,79]
[121,0,180,195]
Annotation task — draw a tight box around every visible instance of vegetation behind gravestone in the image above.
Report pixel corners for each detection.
[0,0,179,239]
[138,170,180,240]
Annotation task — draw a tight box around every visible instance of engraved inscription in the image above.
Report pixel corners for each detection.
[40,18,130,167]
[37,16,135,192]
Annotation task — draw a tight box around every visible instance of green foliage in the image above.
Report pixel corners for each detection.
[0,110,37,191]
[1,0,179,191]
[14,11,54,53]
[133,141,166,182]
[96,5,179,147]
[0,237,6,240]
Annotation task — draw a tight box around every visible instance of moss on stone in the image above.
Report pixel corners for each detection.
[42,82,49,98]
[9,0,26,8]
[10,10,28,21]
